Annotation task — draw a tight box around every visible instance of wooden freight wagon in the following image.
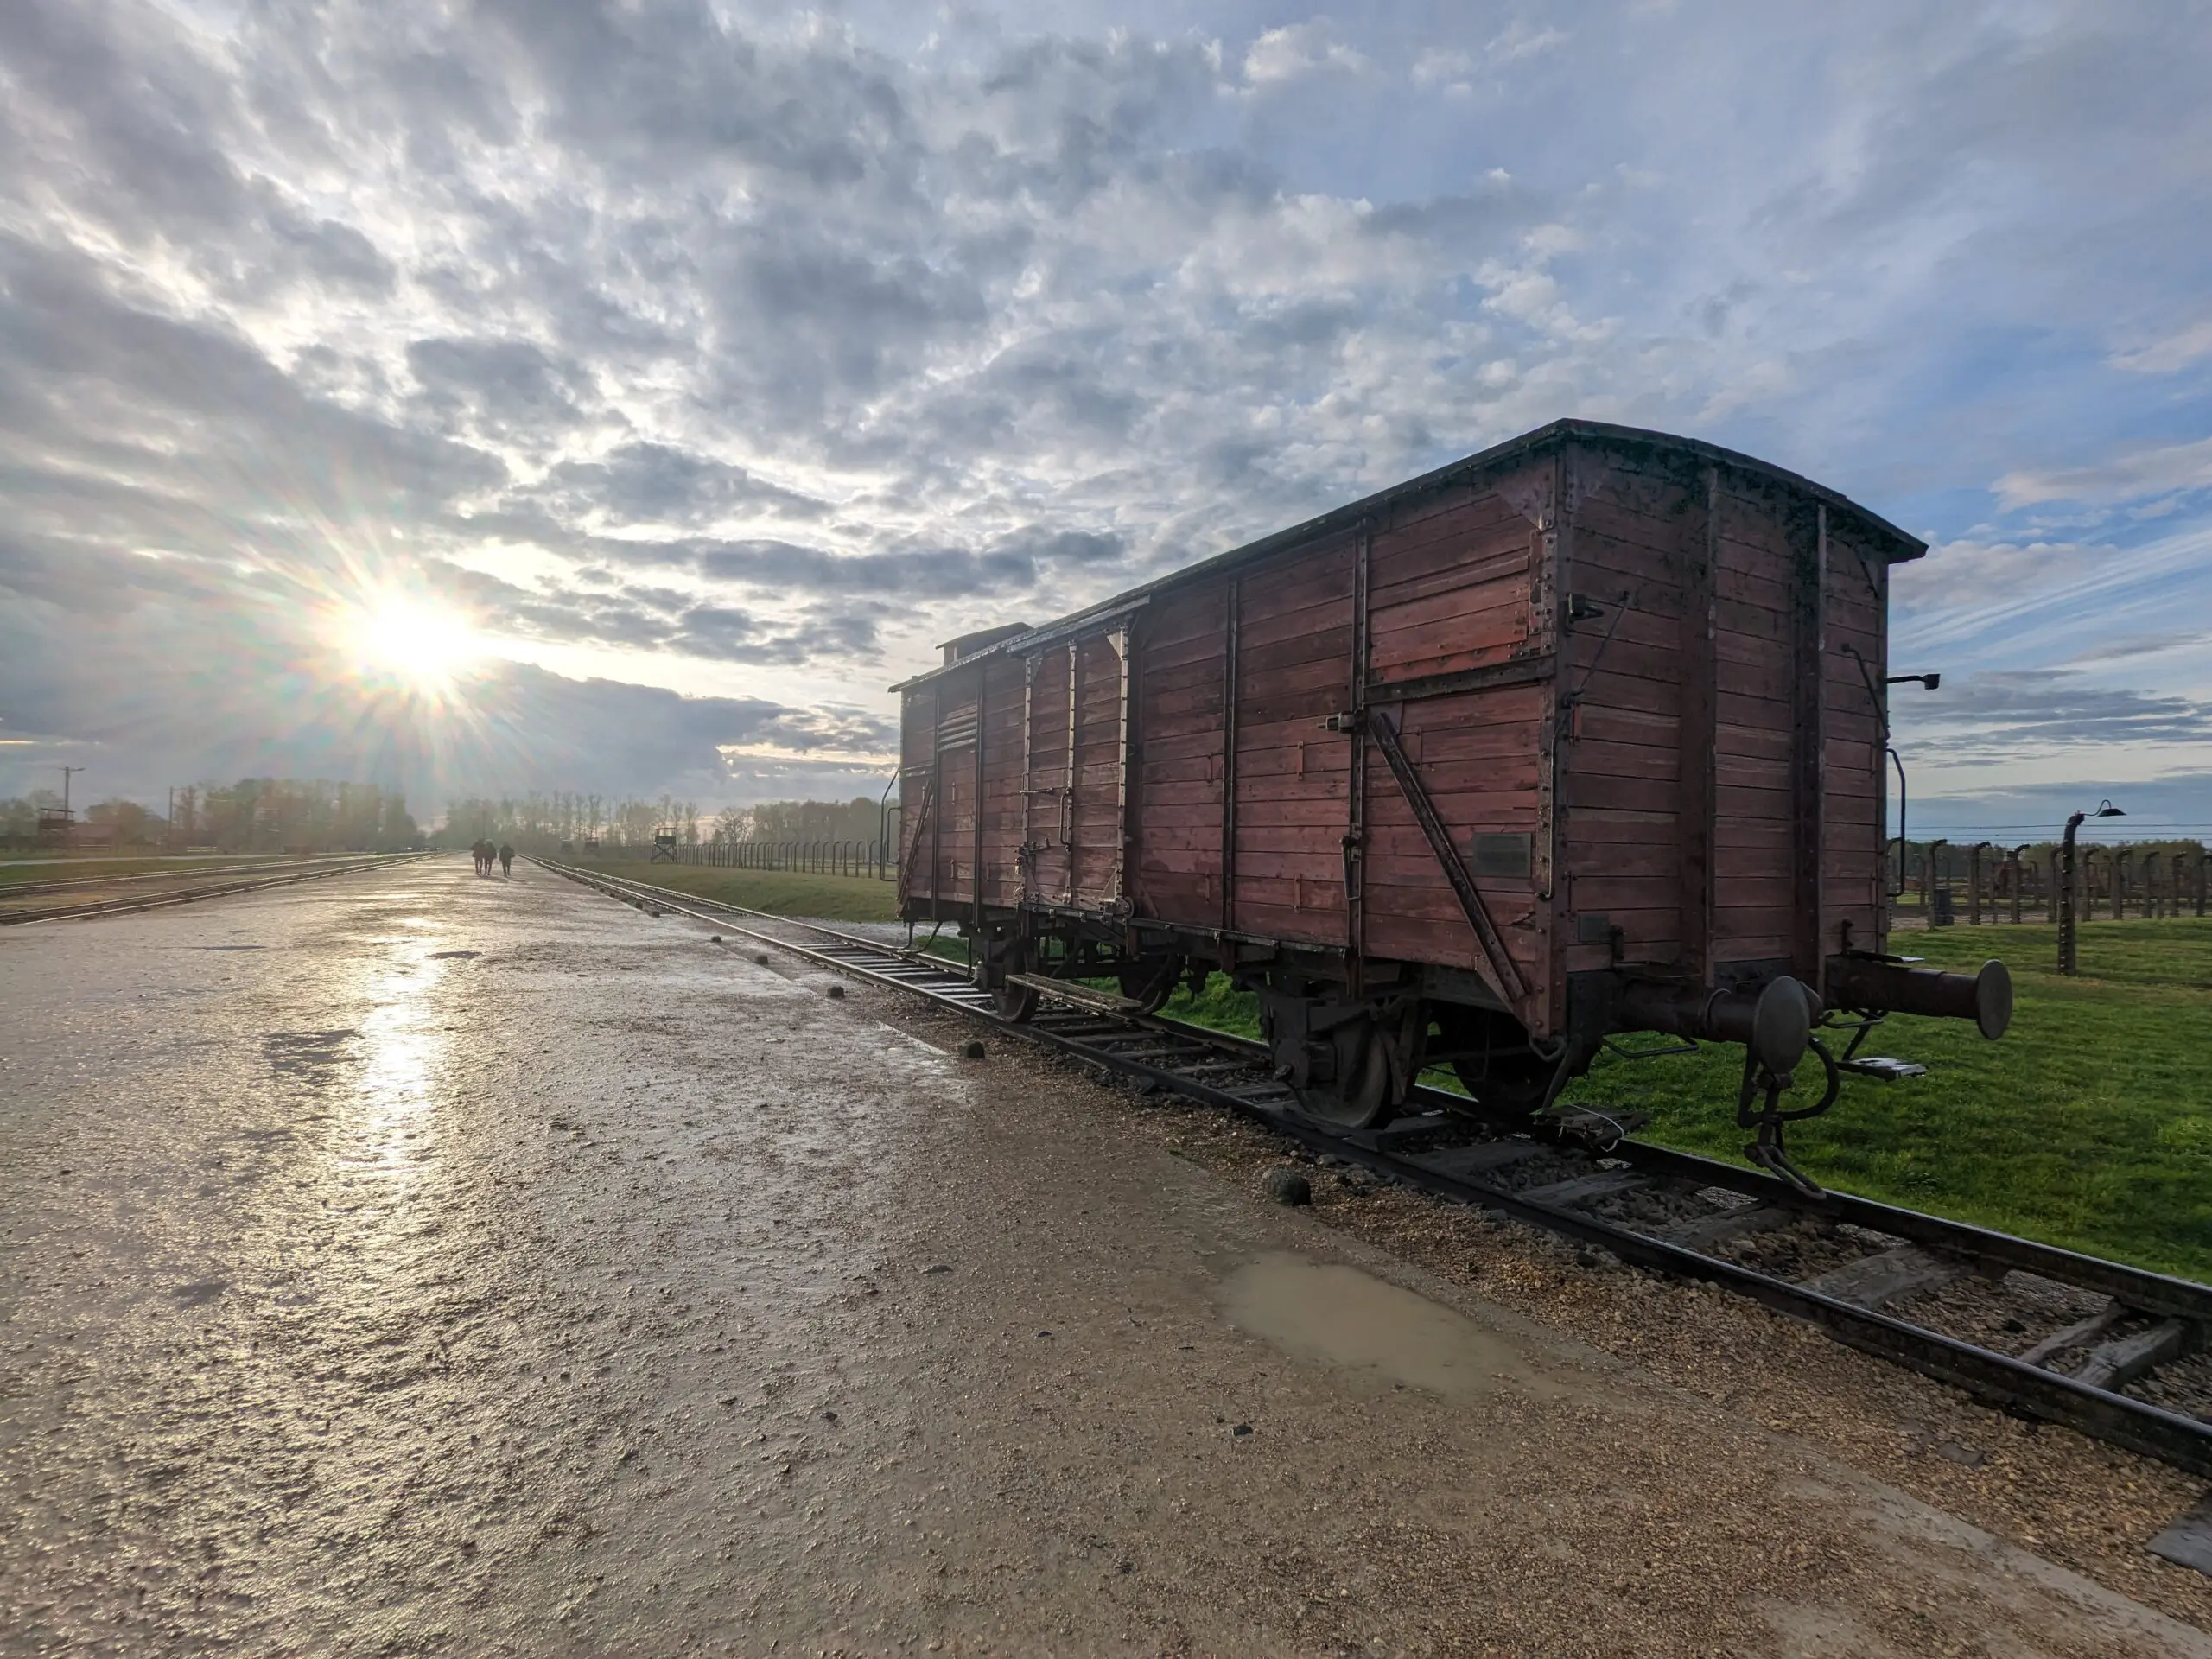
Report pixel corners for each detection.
[894,420,2008,1175]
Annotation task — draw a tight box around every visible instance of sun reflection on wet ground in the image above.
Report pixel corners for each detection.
[345,931,450,1180]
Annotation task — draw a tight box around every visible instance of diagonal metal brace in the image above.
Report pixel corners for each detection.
[895,775,937,906]
[1365,708,1528,1005]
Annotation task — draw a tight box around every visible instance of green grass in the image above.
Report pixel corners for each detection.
[1160,972,1262,1038]
[1571,918,2212,1281]
[1158,919,2212,1281]
[575,860,902,924]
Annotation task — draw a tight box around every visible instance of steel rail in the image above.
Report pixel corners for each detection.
[536,857,2212,1479]
[0,855,339,899]
[1,853,431,925]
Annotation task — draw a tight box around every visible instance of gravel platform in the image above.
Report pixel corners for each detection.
[3,858,2207,1657]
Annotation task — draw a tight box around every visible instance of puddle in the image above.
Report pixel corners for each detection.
[1221,1253,1561,1402]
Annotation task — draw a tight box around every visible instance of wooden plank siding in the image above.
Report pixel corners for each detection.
[1232,540,1355,944]
[1553,444,1893,991]
[1557,445,1696,977]
[931,684,980,906]
[1023,643,1074,905]
[897,422,1918,1044]
[1132,582,1230,921]
[1362,681,1548,984]
[1707,470,1806,971]
[1821,515,1892,958]
[1071,631,1128,906]
[978,655,1027,910]
[898,684,940,911]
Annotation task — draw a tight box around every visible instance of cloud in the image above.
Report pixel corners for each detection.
[2063,629,2212,664]
[1,0,2209,823]
[1904,769,2212,838]
[1242,22,1368,86]
[0,568,888,804]
[1411,48,1477,92]
[1993,436,2212,508]
[1485,22,1569,65]
[1895,669,2212,763]
[538,443,831,526]
[2110,319,2212,373]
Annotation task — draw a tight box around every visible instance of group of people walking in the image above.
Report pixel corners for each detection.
[471,839,515,877]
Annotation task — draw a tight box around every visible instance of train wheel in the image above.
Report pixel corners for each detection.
[988,934,1039,1023]
[1287,1009,1404,1131]
[995,976,1040,1022]
[1117,954,1185,1016]
[1436,1005,1557,1125]
[1449,1053,1554,1124]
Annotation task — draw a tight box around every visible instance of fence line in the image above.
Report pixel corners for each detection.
[1891,842,2207,927]
[626,839,893,879]
[563,835,2208,914]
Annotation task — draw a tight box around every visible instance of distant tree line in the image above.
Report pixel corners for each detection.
[436,792,890,853]
[0,779,418,853]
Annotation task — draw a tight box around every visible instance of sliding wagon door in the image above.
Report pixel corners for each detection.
[1019,630,1130,910]
[931,683,980,910]
[1359,478,1549,1018]
[1132,584,1230,925]
[1232,540,1355,944]
[1023,644,1075,904]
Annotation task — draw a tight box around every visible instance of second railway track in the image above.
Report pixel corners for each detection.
[540,857,2212,1483]
[0,852,429,925]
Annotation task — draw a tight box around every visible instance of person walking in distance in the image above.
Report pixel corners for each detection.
[498,842,515,878]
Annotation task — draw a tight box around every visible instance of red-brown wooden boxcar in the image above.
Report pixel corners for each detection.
[894,421,2007,1166]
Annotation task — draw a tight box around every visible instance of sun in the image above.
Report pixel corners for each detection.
[348,596,481,690]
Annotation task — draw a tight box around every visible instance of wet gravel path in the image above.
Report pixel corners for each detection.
[3,860,2207,1656]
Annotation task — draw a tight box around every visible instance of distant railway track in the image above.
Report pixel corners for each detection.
[541,857,2212,1483]
[0,855,327,899]
[0,853,429,925]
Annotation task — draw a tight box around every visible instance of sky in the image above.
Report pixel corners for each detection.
[0,0,2208,839]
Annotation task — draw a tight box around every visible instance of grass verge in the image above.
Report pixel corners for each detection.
[1164,919,2212,1281]
[571,861,902,925]
[1573,918,2212,1281]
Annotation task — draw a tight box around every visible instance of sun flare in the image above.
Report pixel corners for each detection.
[348,596,481,690]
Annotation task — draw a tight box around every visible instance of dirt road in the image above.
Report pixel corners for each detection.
[3,860,2203,1656]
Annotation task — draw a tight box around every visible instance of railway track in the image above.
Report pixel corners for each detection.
[539,857,2212,1487]
[0,855,324,900]
[0,853,429,925]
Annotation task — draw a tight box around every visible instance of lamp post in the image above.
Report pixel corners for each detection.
[2058,799,2124,976]
[1842,648,1944,916]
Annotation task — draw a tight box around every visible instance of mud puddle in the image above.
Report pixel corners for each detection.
[1221,1251,1565,1401]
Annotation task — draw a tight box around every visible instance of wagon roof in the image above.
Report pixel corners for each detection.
[892,418,1926,692]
